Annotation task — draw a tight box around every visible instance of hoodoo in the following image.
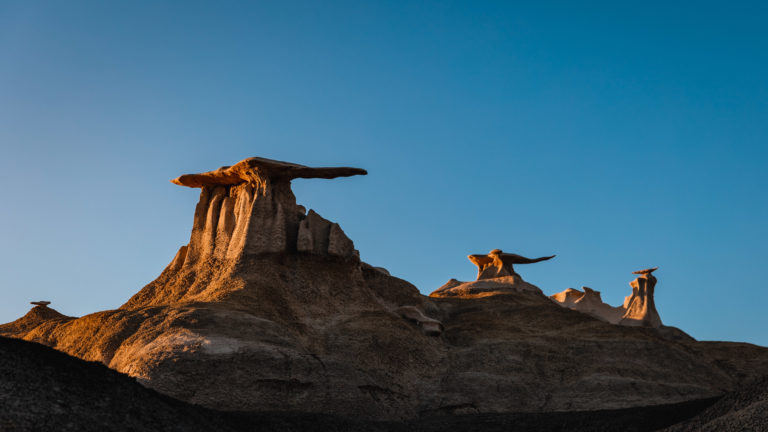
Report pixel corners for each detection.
[3,158,768,422]
[550,267,663,328]
[122,157,380,309]
[469,249,555,280]
[168,157,366,267]
[430,249,554,298]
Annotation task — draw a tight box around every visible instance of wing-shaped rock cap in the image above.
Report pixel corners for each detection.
[632,266,659,275]
[469,249,555,280]
[171,157,367,188]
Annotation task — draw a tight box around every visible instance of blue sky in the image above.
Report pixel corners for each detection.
[1,1,767,345]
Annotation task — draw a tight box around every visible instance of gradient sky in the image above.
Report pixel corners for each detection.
[1,1,767,345]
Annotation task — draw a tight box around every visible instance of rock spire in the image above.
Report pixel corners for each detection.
[550,267,663,328]
[166,157,367,272]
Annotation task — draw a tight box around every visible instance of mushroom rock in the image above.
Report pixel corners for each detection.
[5,159,768,421]
[620,267,662,327]
[122,157,372,308]
[169,157,366,266]
[1,156,450,420]
[470,249,555,280]
[0,303,73,337]
[430,249,554,298]
[550,267,663,328]
[30,301,51,307]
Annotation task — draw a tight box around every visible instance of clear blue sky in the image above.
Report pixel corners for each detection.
[1,1,767,345]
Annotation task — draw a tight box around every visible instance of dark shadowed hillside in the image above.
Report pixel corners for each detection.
[0,335,732,432]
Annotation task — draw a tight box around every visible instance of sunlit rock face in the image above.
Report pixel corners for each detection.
[550,267,663,328]
[430,249,554,298]
[124,157,365,308]
[3,159,768,421]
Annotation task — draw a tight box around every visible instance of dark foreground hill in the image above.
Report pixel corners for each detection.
[663,375,768,431]
[0,335,236,432]
[0,335,738,432]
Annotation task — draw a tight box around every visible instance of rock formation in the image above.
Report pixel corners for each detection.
[167,157,365,270]
[550,267,663,328]
[621,267,662,327]
[3,159,768,422]
[430,249,554,298]
[469,249,555,280]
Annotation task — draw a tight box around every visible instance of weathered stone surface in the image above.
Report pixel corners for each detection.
[395,306,443,336]
[621,267,662,327]
[171,157,367,188]
[327,223,355,257]
[551,267,663,328]
[468,249,555,280]
[430,249,553,298]
[430,276,542,298]
[30,301,51,307]
[0,334,738,432]
[2,159,768,423]
[662,374,768,432]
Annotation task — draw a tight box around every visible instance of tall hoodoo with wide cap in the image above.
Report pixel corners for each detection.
[550,267,663,328]
[120,156,378,309]
[166,157,367,271]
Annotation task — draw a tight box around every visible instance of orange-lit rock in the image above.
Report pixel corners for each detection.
[550,267,663,328]
[469,249,555,280]
[2,160,768,422]
[620,267,662,327]
[430,249,554,298]
[170,156,367,188]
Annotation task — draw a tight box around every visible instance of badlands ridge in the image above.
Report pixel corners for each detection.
[2,157,768,421]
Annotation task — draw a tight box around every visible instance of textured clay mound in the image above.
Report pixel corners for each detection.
[4,156,768,423]
[0,305,74,335]
[0,336,726,432]
[0,336,238,432]
[662,375,768,431]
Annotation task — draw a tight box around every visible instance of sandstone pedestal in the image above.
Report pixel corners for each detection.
[551,267,663,328]
[430,249,554,298]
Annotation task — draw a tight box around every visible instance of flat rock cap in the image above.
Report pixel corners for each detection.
[632,267,659,275]
[171,157,367,188]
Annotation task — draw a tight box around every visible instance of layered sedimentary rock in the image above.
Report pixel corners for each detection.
[430,249,554,298]
[621,267,662,327]
[550,267,663,327]
[167,157,363,271]
[3,159,768,422]
[469,249,555,280]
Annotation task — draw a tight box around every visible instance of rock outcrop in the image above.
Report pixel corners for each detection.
[550,267,663,328]
[2,159,768,422]
[469,249,555,280]
[621,267,662,327]
[166,157,364,271]
[30,301,51,307]
[1,304,74,337]
[430,249,554,298]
